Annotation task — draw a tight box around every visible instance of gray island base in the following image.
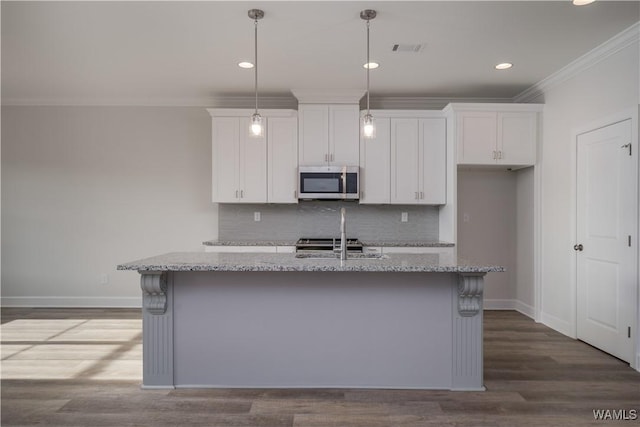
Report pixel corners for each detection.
[118,252,504,391]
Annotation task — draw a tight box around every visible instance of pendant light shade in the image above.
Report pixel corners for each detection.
[248,9,264,137]
[363,113,375,138]
[360,9,376,139]
[250,112,263,136]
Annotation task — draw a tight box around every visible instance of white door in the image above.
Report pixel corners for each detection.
[267,116,298,203]
[359,117,390,203]
[298,104,329,166]
[390,118,419,204]
[212,117,240,202]
[456,112,497,165]
[419,118,446,204]
[576,119,636,363]
[329,104,360,166]
[239,117,267,203]
[498,112,537,165]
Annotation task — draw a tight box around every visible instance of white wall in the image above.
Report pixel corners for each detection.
[532,40,639,337]
[457,169,517,307]
[1,106,217,306]
[516,167,535,316]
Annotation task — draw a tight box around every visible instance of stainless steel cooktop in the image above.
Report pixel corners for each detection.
[295,238,364,253]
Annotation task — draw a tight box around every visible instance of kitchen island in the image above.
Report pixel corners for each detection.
[118,252,503,390]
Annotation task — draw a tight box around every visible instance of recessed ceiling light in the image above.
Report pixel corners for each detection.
[238,62,254,69]
[495,62,513,70]
[573,0,595,5]
[363,62,379,69]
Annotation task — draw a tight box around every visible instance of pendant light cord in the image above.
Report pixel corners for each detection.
[366,19,370,115]
[254,17,259,115]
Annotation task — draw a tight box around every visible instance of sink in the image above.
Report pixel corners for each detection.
[295,252,387,260]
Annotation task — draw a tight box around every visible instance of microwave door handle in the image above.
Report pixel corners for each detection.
[341,170,347,196]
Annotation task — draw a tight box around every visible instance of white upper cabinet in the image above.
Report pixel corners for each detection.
[498,112,537,165]
[209,109,297,204]
[419,118,447,204]
[455,112,497,164]
[329,105,360,165]
[359,117,391,203]
[391,118,421,204]
[390,117,447,205]
[447,103,542,167]
[298,104,359,166]
[212,116,267,203]
[212,116,242,203]
[267,116,298,203]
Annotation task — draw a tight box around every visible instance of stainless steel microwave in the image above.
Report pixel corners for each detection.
[298,166,359,200]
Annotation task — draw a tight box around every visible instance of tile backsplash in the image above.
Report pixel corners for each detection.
[218,202,439,242]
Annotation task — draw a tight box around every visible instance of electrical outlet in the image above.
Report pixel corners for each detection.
[100,274,109,285]
[463,213,470,223]
[401,212,408,222]
[254,212,261,222]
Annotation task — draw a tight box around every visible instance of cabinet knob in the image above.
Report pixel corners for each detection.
[573,244,584,252]
[240,190,244,198]
[235,190,238,198]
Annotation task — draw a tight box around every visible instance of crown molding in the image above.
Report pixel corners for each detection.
[369,96,514,110]
[443,102,544,113]
[291,89,365,104]
[1,95,298,109]
[207,108,297,118]
[514,21,640,103]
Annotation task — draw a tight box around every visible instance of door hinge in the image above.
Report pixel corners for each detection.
[629,326,632,338]
[622,143,631,156]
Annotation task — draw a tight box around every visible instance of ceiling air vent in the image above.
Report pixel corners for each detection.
[392,43,424,53]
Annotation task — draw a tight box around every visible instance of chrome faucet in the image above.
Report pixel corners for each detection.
[340,207,347,260]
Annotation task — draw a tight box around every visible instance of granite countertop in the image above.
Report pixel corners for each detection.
[360,241,455,247]
[203,240,297,246]
[118,252,502,273]
[203,240,455,248]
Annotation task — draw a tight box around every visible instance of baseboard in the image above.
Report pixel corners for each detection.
[1,296,142,308]
[636,353,640,373]
[483,299,515,310]
[514,300,535,319]
[540,310,575,339]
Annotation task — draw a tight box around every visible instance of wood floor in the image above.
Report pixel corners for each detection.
[1,309,638,426]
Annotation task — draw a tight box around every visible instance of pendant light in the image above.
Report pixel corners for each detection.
[360,9,377,139]
[248,9,264,137]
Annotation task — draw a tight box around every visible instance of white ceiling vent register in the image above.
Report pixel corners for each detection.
[392,44,424,53]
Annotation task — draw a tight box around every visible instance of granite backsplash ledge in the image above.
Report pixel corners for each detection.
[218,202,439,242]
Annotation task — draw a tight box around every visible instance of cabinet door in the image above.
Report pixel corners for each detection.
[239,117,267,203]
[456,112,497,164]
[419,118,446,204]
[391,118,420,204]
[359,117,390,203]
[498,112,537,166]
[212,117,240,202]
[298,104,329,166]
[329,104,360,166]
[268,116,298,203]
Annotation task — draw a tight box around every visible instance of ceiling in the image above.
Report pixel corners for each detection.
[2,1,639,106]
